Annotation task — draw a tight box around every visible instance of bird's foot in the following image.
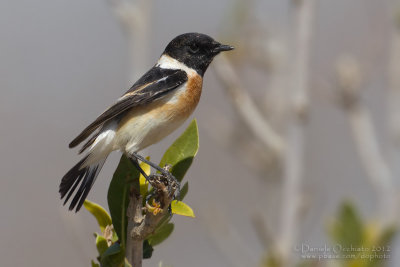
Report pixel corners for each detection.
[148,164,180,201]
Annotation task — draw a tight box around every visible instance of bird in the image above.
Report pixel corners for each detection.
[59,32,234,212]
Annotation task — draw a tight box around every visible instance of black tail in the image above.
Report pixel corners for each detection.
[59,156,106,212]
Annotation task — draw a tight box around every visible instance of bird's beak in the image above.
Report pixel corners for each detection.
[213,43,234,53]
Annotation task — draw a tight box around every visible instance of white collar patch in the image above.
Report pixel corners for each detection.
[156,55,197,76]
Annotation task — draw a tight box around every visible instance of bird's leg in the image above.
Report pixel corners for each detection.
[129,157,159,207]
[132,152,168,174]
[130,152,180,200]
[129,157,153,183]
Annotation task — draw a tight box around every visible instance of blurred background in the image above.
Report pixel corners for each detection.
[1,0,399,266]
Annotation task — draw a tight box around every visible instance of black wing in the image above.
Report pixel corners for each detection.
[69,67,188,148]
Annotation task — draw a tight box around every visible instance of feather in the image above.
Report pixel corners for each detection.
[59,156,107,212]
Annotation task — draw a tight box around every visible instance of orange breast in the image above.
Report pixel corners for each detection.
[168,73,203,119]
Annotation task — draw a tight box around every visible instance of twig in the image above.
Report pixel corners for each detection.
[126,192,144,266]
[336,56,397,225]
[348,106,396,224]
[277,0,315,264]
[386,2,400,226]
[213,55,286,158]
[388,5,400,146]
[126,170,177,267]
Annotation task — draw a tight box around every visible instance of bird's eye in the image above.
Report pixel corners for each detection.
[188,44,200,54]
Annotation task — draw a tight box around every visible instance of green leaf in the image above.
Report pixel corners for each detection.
[171,200,195,218]
[83,200,112,233]
[329,201,363,255]
[95,233,109,255]
[143,239,154,259]
[153,213,172,237]
[91,260,100,267]
[124,259,132,267]
[102,242,121,257]
[139,158,151,197]
[100,242,125,267]
[180,182,189,200]
[147,223,175,247]
[159,119,199,182]
[108,155,140,248]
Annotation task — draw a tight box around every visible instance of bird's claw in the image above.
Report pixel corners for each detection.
[146,165,180,202]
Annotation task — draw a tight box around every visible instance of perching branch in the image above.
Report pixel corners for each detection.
[126,192,143,267]
[126,167,177,267]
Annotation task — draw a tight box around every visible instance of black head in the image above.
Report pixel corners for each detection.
[163,33,234,76]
